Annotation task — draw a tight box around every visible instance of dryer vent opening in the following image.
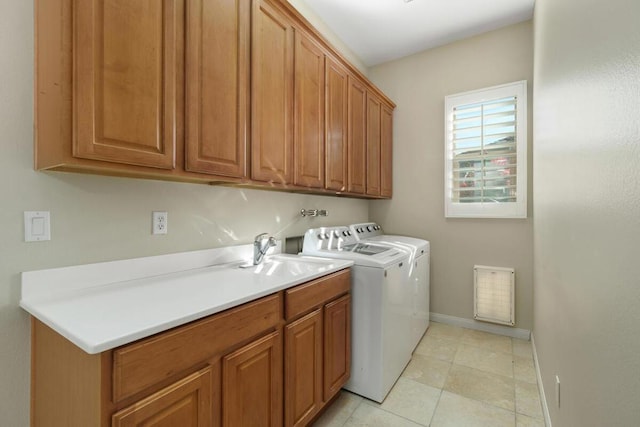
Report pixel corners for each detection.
[473,265,515,326]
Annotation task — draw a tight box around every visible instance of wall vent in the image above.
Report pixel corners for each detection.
[474,265,515,326]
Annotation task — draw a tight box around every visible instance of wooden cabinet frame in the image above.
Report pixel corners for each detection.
[34,0,394,198]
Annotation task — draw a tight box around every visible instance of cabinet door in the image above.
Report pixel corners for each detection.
[222,330,283,427]
[112,367,212,427]
[294,32,326,188]
[381,105,393,198]
[366,93,382,196]
[325,58,348,192]
[347,78,367,194]
[73,0,181,169]
[185,0,249,177]
[323,294,351,401]
[251,0,294,184]
[285,309,323,427]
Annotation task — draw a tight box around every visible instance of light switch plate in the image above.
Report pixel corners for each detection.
[24,211,51,242]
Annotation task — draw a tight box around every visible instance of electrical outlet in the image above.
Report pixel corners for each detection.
[555,375,561,408]
[152,211,168,235]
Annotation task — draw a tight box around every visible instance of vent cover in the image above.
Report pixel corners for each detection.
[474,265,515,326]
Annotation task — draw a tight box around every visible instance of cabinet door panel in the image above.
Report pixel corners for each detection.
[381,105,393,198]
[285,309,323,427]
[185,0,249,177]
[251,0,294,183]
[366,93,382,196]
[112,367,212,427]
[324,294,351,401]
[325,58,348,192]
[74,0,181,169]
[294,32,325,188]
[222,330,283,427]
[348,78,366,194]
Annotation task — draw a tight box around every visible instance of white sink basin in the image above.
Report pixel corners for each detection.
[237,254,338,279]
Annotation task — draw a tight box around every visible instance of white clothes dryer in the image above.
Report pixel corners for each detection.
[349,223,430,351]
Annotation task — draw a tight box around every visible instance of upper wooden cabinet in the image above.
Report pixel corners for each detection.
[347,77,367,194]
[251,0,294,184]
[325,58,349,192]
[73,0,182,169]
[35,0,394,197]
[381,105,393,198]
[185,0,250,178]
[293,32,326,188]
[366,93,382,197]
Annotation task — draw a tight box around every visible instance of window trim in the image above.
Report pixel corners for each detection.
[444,81,527,219]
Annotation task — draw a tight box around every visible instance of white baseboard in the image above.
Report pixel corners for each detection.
[429,312,531,340]
[531,333,552,427]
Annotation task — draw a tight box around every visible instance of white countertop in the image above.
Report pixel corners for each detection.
[20,244,352,354]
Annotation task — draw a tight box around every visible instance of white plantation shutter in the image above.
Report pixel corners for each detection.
[445,81,527,218]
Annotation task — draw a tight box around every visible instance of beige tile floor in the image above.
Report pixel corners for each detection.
[313,322,545,427]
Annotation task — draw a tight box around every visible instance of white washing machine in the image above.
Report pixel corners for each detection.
[302,226,412,403]
[350,222,430,351]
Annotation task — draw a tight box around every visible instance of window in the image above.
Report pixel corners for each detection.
[444,81,527,218]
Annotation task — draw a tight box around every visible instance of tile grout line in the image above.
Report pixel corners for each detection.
[426,388,444,427]
[337,324,543,426]
[437,332,519,424]
[339,396,365,427]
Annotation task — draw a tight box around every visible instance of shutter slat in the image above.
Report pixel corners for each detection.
[452,174,518,183]
[453,152,517,161]
[453,132,515,146]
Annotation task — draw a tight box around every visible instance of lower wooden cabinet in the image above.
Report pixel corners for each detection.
[285,309,323,427]
[283,270,352,427]
[223,331,283,427]
[112,367,213,427]
[30,268,351,427]
[324,294,351,401]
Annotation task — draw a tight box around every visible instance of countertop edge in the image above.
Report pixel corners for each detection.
[22,257,353,354]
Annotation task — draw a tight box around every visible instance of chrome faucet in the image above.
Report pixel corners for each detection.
[253,233,276,265]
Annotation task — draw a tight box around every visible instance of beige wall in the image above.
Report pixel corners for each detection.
[369,22,534,330]
[287,0,369,75]
[533,0,640,425]
[0,1,368,425]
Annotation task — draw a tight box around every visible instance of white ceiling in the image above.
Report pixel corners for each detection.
[303,0,535,67]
